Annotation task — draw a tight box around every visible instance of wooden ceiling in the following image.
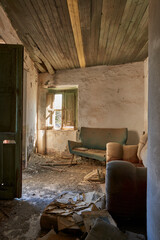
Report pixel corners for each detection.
[1,0,148,74]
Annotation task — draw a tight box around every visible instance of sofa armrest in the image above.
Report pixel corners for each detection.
[106,160,147,218]
[68,140,83,154]
[106,142,123,163]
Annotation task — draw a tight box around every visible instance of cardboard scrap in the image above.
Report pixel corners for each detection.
[82,210,117,233]
[41,191,106,231]
[85,219,146,240]
[58,216,79,231]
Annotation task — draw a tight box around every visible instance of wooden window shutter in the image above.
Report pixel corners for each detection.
[63,92,75,127]
[46,93,54,127]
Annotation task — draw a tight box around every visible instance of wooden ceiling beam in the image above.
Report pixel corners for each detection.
[67,0,86,68]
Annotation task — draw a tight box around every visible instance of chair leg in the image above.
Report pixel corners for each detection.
[71,154,74,165]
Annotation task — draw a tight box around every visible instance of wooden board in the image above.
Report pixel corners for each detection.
[0,0,148,72]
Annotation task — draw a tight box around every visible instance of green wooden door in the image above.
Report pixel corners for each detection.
[0,44,23,199]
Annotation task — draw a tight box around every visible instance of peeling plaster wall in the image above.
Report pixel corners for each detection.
[39,62,144,149]
[0,6,38,158]
[144,58,148,133]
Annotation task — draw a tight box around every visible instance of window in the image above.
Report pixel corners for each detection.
[46,89,77,130]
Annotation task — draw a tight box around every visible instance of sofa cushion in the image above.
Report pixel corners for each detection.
[123,145,139,163]
[106,142,123,162]
[80,127,128,150]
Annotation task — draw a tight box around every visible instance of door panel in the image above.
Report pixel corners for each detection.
[0,44,23,199]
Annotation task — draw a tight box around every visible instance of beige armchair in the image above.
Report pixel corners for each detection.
[106,133,148,167]
[105,134,147,219]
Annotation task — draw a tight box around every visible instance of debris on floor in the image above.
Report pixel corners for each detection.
[40,190,146,240]
[40,191,106,232]
[37,229,78,240]
[85,219,145,240]
[83,168,106,183]
[0,153,146,239]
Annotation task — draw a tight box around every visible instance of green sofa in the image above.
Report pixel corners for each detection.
[68,127,128,162]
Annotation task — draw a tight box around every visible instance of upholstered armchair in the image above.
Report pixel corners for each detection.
[105,134,147,219]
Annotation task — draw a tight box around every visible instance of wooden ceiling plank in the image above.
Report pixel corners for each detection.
[20,0,59,70]
[134,40,148,61]
[34,62,47,73]
[14,0,59,71]
[115,0,148,64]
[90,0,103,66]
[103,0,127,65]
[108,0,139,65]
[97,0,113,65]
[49,0,79,67]
[126,18,148,62]
[40,0,74,69]
[25,0,63,70]
[55,0,80,67]
[25,34,55,74]
[0,0,51,72]
[121,5,148,63]
[78,0,91,66]
[46,0,74,69]
[67,0,86,68]
[35,0,67,69]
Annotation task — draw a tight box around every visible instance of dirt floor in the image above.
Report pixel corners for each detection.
[0,153,106,240]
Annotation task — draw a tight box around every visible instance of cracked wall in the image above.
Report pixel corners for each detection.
[39,61,145,148]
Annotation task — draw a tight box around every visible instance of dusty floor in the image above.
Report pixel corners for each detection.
[0,153,105,240]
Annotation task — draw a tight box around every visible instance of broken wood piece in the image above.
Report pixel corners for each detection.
[42,163,77,167]
[40,165,64,172]
[84,169,105,182]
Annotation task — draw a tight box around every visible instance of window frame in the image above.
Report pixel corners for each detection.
[46,88,78,130]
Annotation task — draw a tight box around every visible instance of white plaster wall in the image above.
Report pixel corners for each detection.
[144,58,148,133]
[40,62,144,145]
[46,130,77,154]
[0,6,38,157]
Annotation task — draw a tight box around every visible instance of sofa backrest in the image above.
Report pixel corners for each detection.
[80,127,128,150]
